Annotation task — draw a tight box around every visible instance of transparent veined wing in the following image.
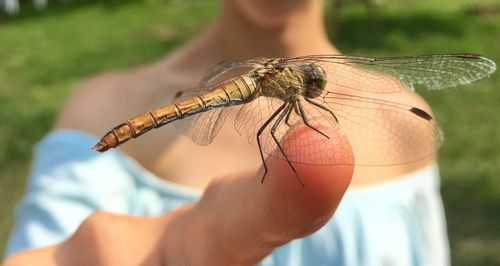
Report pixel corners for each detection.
[285,54,496,93]
[234,92,442,165]
[199,58,268,87]
[172,59,267,146]
[172,80,238,146]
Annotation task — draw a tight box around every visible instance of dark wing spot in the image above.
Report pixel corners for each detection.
[455,54,482,59]
[174,91,183,99]
[410,107,433,120]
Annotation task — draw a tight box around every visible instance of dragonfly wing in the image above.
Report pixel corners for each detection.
[234,91,443,165]
[286,54,496,93]
[177,106,234,146]
[172,83,235,146]
[318,91,444,165]
[234,95,284,145]
[173,58,267,146]
[233,87,352,165]
[200,59,267,87]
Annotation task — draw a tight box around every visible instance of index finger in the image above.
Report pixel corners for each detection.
[164,126,354,265]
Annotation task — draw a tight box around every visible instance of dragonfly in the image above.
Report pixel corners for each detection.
[92,54,496,186]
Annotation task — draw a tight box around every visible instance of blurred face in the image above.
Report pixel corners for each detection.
[226,0,311,28]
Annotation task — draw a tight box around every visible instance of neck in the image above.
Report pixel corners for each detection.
[212,1,337,59]
[167,1,338,77]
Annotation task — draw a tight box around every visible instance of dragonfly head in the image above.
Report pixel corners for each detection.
[300,63,327,99]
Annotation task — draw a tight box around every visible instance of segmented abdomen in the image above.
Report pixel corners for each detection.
[92,75,256,152]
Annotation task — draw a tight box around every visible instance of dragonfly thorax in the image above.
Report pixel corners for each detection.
[258,63,327,102]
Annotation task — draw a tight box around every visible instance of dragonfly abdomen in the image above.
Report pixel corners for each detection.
[92,107,178,152]
[92,75,257,152]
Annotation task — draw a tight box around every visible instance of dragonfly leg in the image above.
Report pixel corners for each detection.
[256,102,288,184]
[297,100,329,139]
[305,97,339,123]
[270,104,305,187]
[284,103,295,126]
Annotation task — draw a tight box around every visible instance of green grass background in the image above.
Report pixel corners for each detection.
[0,0,499,264]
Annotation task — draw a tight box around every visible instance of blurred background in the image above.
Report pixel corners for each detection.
[0,0,498,264]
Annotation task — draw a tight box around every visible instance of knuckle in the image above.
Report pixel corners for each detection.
[204,176,225,195]
[65,212,124,263]
[73,212,115,241]
[80,212,111,229]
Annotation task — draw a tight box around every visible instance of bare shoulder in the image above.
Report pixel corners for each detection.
[55,60,194,137]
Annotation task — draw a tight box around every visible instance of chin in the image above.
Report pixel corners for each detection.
[232,0,309,28]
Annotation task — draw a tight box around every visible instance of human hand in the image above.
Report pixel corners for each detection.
[4,128,354,266]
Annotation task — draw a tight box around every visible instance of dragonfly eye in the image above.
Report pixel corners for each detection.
[300,63,327,98]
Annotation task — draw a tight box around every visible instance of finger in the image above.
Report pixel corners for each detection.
[162,126,354,265]
[257,126,355,238]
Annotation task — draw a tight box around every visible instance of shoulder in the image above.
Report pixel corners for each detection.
[55,60,193,137]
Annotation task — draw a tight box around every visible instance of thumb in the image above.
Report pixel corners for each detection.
[162,126,354,265]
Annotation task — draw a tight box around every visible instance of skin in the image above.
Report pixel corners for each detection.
[4,0,435,264]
